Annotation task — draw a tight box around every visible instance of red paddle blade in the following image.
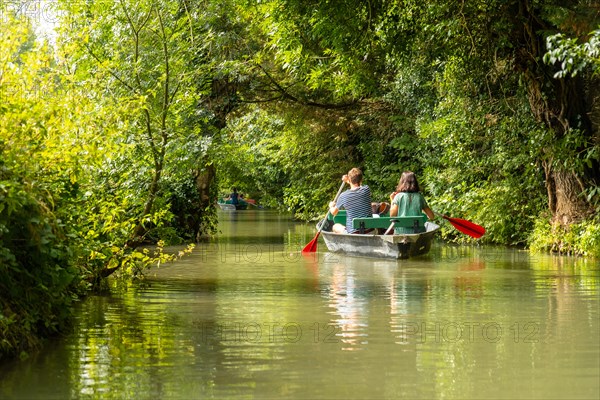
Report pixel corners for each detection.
[302,231,321,253]
[444,216,486,239]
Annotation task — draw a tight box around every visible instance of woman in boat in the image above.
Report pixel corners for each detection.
[389,171,435,233]
[328,168,373,234]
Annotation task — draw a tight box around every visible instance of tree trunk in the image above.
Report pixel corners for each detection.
[194,163,216,240]
[515,0,597,226]
[544,165,590,225]
[524,71,594,225]
[196,163,215,207]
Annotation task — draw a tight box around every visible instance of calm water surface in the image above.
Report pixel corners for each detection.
[1,210,598,399]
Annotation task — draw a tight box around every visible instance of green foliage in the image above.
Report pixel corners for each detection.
[530,217,600,258]
[257,0,381,100]
[57,0,221,241]
[1,2,205,359]
[216,105,357,218]
[408,55,547,244]
[544,29,600,78]
[0,172,80,359]
[0,15,81,359]
[218,1,597,253]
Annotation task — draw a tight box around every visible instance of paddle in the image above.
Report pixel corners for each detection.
[435,212,485,239]
[302,181,346,253]
[384,221,396,235]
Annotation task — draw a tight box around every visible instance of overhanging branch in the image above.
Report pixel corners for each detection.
[255,63,360,110]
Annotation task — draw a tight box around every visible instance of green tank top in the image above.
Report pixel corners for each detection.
[392,192,428,234]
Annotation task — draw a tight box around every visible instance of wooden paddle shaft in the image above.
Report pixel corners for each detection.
[324,181,347,227]
[301,181,347,253]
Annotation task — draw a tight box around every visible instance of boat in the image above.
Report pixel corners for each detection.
[319,211,440,259]
[217,196,249,210]
[218,201,248,210]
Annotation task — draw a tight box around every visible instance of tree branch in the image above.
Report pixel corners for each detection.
[255,63,360,110]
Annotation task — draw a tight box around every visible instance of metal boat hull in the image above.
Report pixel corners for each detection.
[218,203,248,210]
[320,222,440,259]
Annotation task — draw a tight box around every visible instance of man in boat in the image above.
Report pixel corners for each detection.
[226,187,240,205]
[328,168,373,234]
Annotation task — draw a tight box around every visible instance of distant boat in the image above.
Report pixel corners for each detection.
[217,197,256,210]
[218,202,248,210]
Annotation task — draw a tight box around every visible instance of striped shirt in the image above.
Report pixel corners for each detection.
[336,185,372,233]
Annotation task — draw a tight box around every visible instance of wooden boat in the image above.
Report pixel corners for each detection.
[319,211,440,259]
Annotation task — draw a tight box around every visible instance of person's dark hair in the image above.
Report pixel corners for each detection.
[347,168,363,185]
[396,171,420,193]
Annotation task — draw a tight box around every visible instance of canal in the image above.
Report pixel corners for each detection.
[1,209,598,399]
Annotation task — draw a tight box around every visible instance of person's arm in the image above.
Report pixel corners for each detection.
[390,192,401,217]
[423,206,435,220]
[420,194,435,220]
[329,201,339,216]
[329,175,349,215]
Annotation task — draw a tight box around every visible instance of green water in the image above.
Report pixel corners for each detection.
[1,210,598,399]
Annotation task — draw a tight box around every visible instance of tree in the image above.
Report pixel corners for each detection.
[54,0,214,277]
[506,1,599,225]
[0,13,84,358]
[244,0,599,226]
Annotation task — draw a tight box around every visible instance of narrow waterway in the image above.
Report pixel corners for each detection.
[1,209,598,399]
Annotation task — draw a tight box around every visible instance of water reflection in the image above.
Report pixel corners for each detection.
[0,211,598,399]
[324,263,370,350]
[453,259,485,298]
